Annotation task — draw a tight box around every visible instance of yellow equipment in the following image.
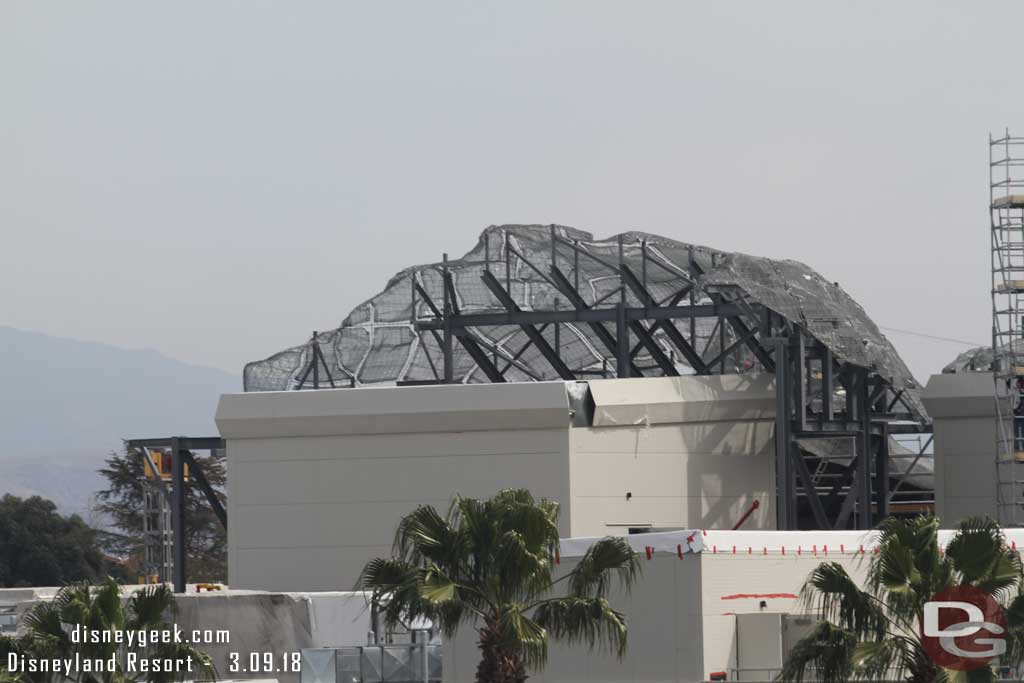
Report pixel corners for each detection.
[143,450,189,481]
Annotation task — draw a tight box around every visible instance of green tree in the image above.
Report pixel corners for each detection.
[0,577,215,683]
[779,516,1024,683]
[358,489,641,683]
[94,448,226,582]
[0,495,109,588]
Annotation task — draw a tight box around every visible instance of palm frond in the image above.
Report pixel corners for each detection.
[394,504,462,567]
[776,621,856,683]
[0,635,31,683]
[492,530,553,602]
[127,583,176,631]
[801,562,887,641]
[939,667,998,682]
[92,577,125,632]
[490,490,560,554]
[566,537,642,599]
[495,608,548,670]
[357,557,432,630]
[850,634,924,681]
[532,596,628,659]
[1002,592,1024,665]
[419,564,459,604]
[946,517,1008,586]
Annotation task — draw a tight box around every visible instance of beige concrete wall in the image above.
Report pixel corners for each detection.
[570,374,776,535]
[699,531,872,679]
[219,376,778,593]
[218,382,574,592]
[933,418,998,523]
[922,373,1001,525]
[226,428,572,591]
[442,554,704,683]
[569,420,775,536]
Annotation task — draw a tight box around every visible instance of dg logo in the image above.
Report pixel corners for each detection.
[921,586,1007,671]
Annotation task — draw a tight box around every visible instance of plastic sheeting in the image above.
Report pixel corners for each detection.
[559,529,703,558]
[243,224,925,422]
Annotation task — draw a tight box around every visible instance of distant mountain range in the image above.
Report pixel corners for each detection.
[0,326,239,518]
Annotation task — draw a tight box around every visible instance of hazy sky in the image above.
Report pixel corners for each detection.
[2,1,1019,383]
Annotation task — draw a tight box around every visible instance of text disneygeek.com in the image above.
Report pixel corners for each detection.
[6,624,231,676]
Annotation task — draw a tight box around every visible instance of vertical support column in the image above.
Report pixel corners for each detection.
[774,340,793,530]
[312,332,320,389]
[792,330,807,433]
[170,436,186,593]
[442,254,454,383]
[688,245,697,348]
[875,421,890,522]
[554,299,561,355]
[857,369,873,530]
[617,236,629,379]
[822,347,834,423]
[616,302,629,378]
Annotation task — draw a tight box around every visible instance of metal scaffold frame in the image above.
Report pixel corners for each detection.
[991,130,1024,527]
[126,437,227,593]
[410,227,931,530]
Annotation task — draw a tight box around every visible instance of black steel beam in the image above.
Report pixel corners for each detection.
[793,331,807,432]
[415,303,742,330]
[481,270,575,380]
[823,458,858,525]
[791,445,829,529]
[875,422,890,521]
[549,267,644,377]
[835,475,859,530]
[127,437,224,451]
[442,258,454,383]
[615,302,630,377]
[774,340,794,529]
[856,370,873,530]
[705,324,759,370]
[180,449,227,530]
[724,311,776,372]
[619,265,709,374]
[454,330,507,383]
[822,348,834,422]
[171,437,186,593]
[628,320,679,376]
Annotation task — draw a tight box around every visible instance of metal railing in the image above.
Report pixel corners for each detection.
[301,644,441,683]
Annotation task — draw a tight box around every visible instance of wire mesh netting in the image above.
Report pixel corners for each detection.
[244,224,925,421]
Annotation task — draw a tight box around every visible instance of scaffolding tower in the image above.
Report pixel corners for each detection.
[991,130,1024,526]
[139,448,174,582]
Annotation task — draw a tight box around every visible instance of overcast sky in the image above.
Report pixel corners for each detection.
[2,1,1019,383]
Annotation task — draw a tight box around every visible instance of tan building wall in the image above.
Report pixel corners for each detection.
[922,372,1002,525]
[443,532,705,683]
[569,420,774,536]
[218,382,573,591]
[217,375,778,592]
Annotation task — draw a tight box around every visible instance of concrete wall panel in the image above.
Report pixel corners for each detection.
[227,426,572,591]
[443,554,703,683]
[217,381,571,438]
[569,422,775,536]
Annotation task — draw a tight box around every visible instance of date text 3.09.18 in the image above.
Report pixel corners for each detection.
[229,652,302,674]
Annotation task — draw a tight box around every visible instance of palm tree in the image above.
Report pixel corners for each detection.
[779,516,1024,682]
[358,489,642,683]
[0,577,215,683]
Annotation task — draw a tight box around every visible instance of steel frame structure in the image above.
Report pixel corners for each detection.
[991,130,1024,526]
[410,227,931,530]
[126,437,227,593]
[294,331,355,389]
